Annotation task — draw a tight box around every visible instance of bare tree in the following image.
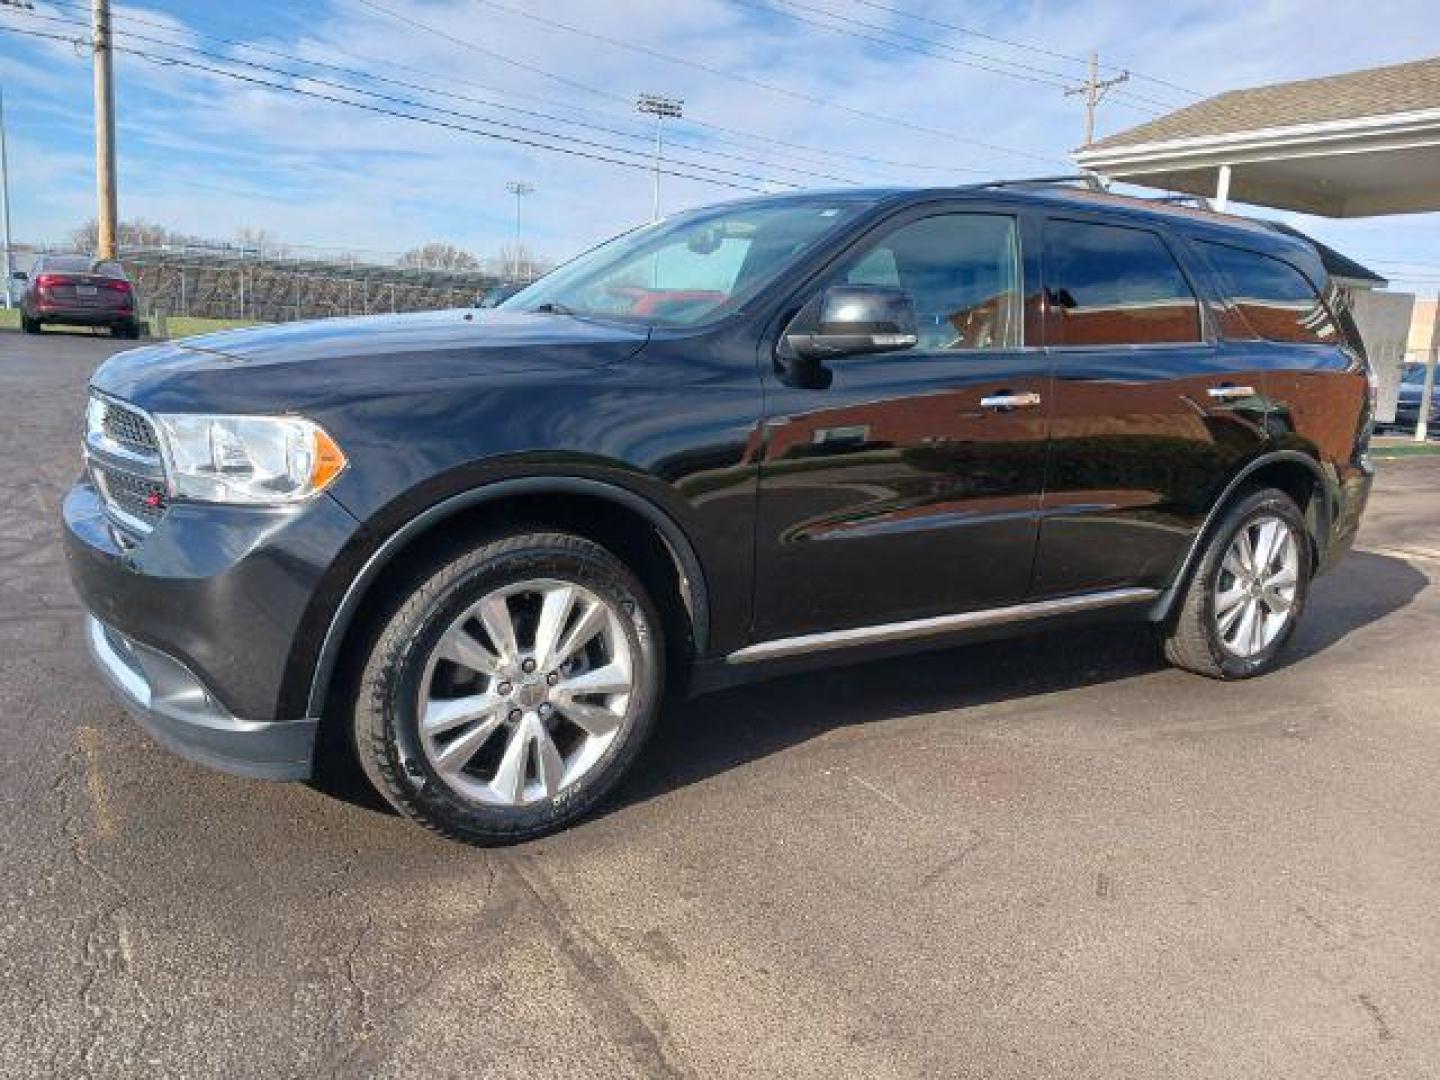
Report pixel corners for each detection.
[69,218,201,253]
[493,242,552,282]
[400,242,481,271]
[236,226,288,259]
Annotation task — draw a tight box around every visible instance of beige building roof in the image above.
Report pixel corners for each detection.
[1091,56,1440,151]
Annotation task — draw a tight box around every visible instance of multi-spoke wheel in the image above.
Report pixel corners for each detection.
[352,531,664,845]
[1163,488,1311,679]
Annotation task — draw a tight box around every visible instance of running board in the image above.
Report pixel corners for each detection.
[726,588,1160,665]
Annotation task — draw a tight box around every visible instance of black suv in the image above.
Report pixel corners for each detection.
[64,184,1374,844]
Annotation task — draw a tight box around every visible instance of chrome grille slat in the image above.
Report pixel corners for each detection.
[86,392,168,537]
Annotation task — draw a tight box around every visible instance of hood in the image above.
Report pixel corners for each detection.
[91,308,651,412]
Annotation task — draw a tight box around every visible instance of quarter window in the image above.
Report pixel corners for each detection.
[1200,242,1339,344]
[833,213,1022,351]
[1044,220,1201,346]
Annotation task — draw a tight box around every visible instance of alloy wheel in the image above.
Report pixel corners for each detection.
[1213,513,1300,658]
[417,578,634,806]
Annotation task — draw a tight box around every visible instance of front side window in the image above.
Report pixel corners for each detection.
[507,200,871,326]
[1200,241,1339,345]
[829,213,1022,351]
[1044,220,1201,347]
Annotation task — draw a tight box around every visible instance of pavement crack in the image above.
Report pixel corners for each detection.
[504,853,691,1079]
[1357,993,1395,1042]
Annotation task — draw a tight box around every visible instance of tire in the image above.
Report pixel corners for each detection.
[1163,487,1311,679]
[352,530,665,845]
[21,314,40,334]
[112,322,140,339]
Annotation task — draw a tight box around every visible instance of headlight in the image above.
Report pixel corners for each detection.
[153,414,347,504]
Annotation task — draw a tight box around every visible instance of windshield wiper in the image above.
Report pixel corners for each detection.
[533,301,577,316]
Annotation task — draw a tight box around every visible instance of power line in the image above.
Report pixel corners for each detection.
[2,11,811,190]
[347,0,1011,176]
[32,1,867,186]
[432,0,1061,165]
[845,0,1205,99]
[732,0,1177,114]
[0,22,782,193]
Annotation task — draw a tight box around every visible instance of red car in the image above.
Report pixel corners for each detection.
[17,254,140,338]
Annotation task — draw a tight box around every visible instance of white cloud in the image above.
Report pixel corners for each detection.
[0,0,1436,287]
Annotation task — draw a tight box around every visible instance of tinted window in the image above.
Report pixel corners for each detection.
[1200,242,1338,344]
[833,213,1022,350]
[1044,220,1200,346]
[41,255,94,273]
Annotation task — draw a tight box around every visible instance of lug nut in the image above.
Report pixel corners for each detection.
[496,681,513,696]
[546,671,559,686]
[508,708,522,723]
[521,658,537,674]
[538,703,553,718]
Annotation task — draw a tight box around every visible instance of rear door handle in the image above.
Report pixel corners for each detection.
[1207,384,1255,401]
[980,391,1043,412]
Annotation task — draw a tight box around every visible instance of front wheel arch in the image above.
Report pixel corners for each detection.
[302,476,710,723]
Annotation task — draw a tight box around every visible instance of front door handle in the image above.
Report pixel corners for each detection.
[980,391,1043,412]
[1207,384,1256,401]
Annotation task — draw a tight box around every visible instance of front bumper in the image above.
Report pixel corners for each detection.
[64,478,362,779]
[86,615,316,779]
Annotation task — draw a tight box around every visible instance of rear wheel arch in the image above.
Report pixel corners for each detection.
[304,477,711,723]
[1152,451,1332,623]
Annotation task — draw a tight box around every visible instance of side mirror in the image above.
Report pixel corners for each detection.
[784,285,918,362]
[11,271,27,282]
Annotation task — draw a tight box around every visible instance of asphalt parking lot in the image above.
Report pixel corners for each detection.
[2,328,1438,1079]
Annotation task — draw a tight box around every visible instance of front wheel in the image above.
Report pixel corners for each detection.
[352,530,664,845]
[1163,487,1311,679]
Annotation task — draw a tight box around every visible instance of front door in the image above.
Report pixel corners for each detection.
[753,208,1051,640]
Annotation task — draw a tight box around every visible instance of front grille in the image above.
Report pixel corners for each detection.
[101,399,160,455]
[94,465,167,525]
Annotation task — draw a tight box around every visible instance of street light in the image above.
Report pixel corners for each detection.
[505,180,533,282]
[636,93,682,221]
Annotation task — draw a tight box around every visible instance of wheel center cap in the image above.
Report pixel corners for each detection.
[514,679,547,709]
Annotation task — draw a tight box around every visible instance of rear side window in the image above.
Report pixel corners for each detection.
[1044,220,1200,347]
[1200,242,1339,344]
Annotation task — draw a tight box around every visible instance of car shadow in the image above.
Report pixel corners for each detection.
[606,549,1429,816]
[308,550,1428,824]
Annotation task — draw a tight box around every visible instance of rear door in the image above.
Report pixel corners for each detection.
[1032,215,1270,597]
[752,204,1051,640]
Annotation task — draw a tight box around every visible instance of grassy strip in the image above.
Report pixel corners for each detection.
[0,308,258,339]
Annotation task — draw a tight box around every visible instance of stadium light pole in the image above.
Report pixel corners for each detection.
[505,180,533,282]
[0,86,14,308]
[636,93,682,220]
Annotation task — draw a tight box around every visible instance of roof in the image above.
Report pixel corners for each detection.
[1090,56,1440,151]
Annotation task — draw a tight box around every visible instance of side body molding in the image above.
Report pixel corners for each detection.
[1148,449,1333,623]
[304,476,711,719]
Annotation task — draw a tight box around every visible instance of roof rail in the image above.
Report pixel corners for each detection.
[971,174,1107,192]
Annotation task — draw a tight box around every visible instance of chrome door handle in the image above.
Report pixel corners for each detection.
[980,391,1042,411]
[1207,385,1255,401]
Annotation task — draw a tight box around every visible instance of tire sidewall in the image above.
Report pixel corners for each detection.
[1198,491,1311,678]
[362,536,663,842]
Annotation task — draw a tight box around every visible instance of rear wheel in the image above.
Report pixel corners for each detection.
[1163,487,1310,679]
[21,313,40,334]
[352,530,664,845]
[112,321,140,339]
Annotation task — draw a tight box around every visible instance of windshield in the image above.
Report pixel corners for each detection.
[504,199,872,326]
[40,255,123,276]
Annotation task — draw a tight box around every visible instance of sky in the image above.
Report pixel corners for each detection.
[0,0,1438,291]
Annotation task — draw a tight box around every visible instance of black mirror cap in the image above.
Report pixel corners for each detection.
[786,285,918,361]
[11,271,27,281]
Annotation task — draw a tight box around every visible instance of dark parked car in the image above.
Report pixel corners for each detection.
[1385,361,1439,431]
[64,183,1374,844]
[17,254,140,338]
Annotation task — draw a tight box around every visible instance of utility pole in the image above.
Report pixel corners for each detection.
[1065,51,1129,148]
[91,0,118,260]
[0,86,14,308]
[636,93,682,220]
[505,180,533,282]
